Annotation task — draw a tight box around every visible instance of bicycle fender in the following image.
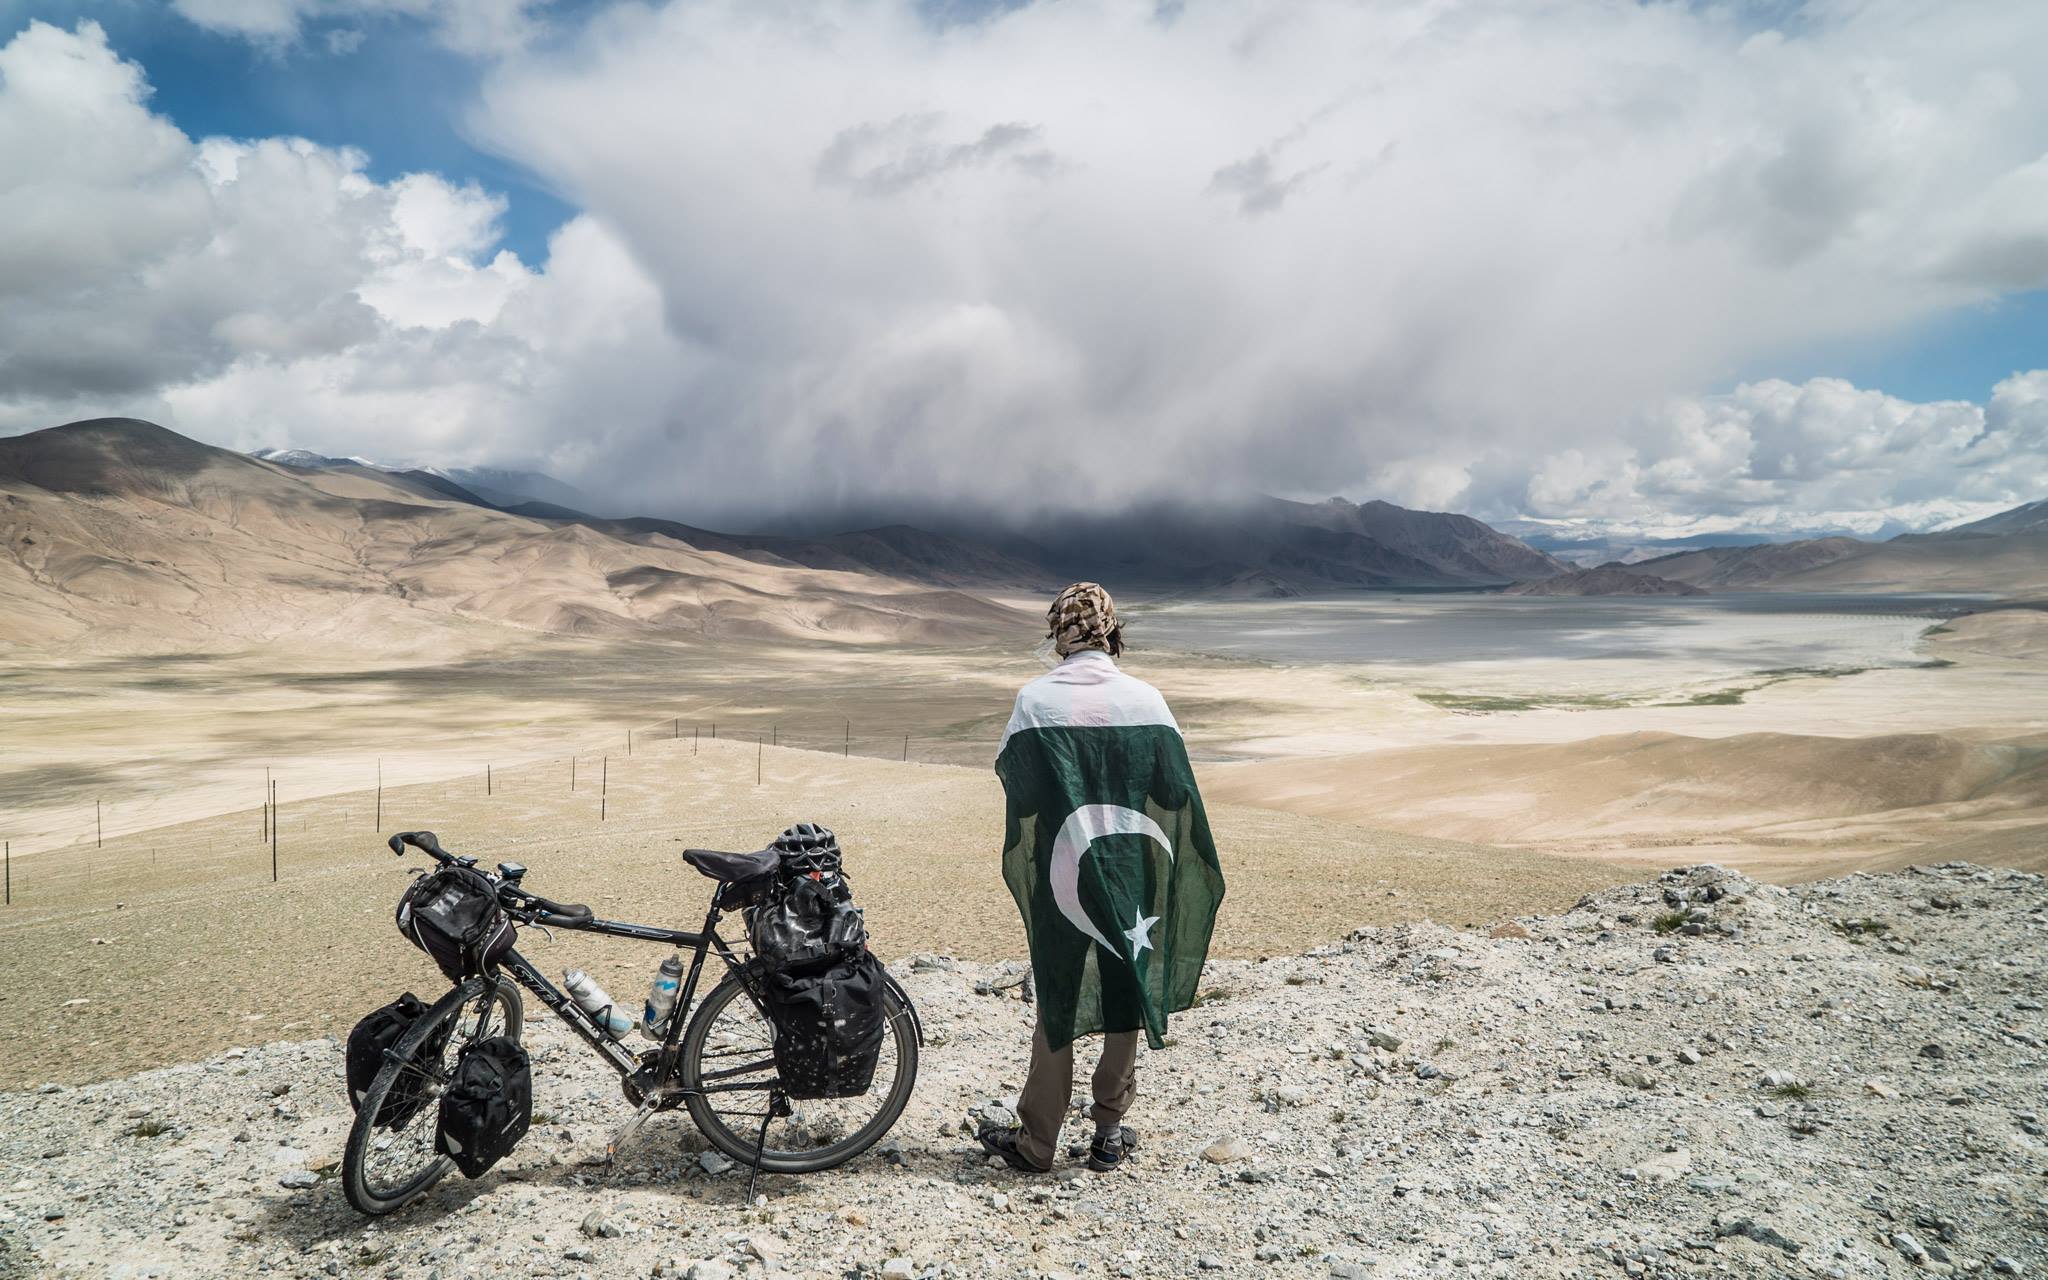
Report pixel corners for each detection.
[883,971,924,1048]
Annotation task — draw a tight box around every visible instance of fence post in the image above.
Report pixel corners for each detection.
[903,734,909,762]
[571,756,577,791]
[675,717,680,739]
[628,730,633,757]
[376,757,382,831]
[693,726,699,755]
[4,840,9,905]
[487,764,492,796]
[844,720,850,757]
[757,735,762,785]
[97,800,102,849]
[773,725,778,747]
[602,756,608,797]
[270,780,278,883]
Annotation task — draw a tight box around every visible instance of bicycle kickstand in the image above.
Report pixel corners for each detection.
[607,1091,662,1165]
[745,1092,790,1203]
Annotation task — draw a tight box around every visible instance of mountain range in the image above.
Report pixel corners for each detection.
[1612,513,2048,597]
[247,443,1572,593]
[2,419,2039,654]
[0,420,1023,651]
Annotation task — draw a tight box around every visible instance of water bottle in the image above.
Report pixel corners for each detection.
[641,954,685,1039]
[564,969,634,1039]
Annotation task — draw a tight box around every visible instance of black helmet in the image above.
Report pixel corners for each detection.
[771,822,842,876]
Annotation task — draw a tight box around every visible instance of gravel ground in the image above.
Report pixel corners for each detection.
[1,861,2043,1279]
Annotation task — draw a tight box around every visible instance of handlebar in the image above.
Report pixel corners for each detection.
[389,831,462,866]
[389,829,592,923]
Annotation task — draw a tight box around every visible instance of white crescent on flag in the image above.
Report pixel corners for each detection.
[1048,803,1175,955]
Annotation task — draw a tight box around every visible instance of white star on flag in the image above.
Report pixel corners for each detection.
[1124,911,1160,955]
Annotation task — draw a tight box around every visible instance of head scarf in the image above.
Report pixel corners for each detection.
[1047,582,1123,658]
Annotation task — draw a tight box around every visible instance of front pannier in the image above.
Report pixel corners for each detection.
[747,823,888,1100]
[434,1036,531,1178]
[396,866,514,981]
[345,993,449,1129]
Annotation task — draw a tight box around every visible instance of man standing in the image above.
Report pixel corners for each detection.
[979,583,1226,1173]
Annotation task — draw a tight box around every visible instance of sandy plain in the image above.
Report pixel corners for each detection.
[2,600,2044,1087]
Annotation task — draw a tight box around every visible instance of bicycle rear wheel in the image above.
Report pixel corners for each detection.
[342,976,523,1216]
[680,971,917,1175]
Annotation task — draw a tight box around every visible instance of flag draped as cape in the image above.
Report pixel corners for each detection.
[995,651,1225,1050]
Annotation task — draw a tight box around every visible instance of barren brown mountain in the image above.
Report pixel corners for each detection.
[0,419,1025,652]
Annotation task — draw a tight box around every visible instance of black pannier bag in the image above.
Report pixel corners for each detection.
[434,1036,531,1178]
[396,865,514,981]
[760,951,888,1098]
[345,992,450,1129]
[747,824,888,1099]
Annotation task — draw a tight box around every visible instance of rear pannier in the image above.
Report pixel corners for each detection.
[434,1036,531,1178]
[396,866,514,981]
[747,824,888,1100]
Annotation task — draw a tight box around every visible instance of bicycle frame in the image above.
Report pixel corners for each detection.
[492,901,771,1094]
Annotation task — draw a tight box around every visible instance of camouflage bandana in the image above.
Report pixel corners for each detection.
[1047,582,1123,658]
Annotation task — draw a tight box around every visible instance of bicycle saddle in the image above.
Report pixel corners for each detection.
[683,846,779,882]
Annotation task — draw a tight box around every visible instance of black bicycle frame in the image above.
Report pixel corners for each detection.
[492,902,767,1089]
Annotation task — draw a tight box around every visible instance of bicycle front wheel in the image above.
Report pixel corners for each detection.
[680,971,918,1175]
[342,976,523,1216]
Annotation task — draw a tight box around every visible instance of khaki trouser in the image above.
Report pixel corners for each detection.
[1014,1021,1139,1169]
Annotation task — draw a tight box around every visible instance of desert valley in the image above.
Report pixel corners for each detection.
[3,416,2044,1074]
[1,418,2045,1278]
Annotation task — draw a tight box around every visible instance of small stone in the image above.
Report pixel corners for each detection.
[1918,1043,1947,1060]
[684,1263,733,1280]
[564,1246,594,1263]
[744,1235,783,1262]
[698,1151,734,1177]
[1630,1149,1691,1184]
[1892,1232,1928,1263]
[1991,1257,2023,1275]
[1614,1068,1656,1091]
[880,1259,915,1280]
[1366,1028,1404,1053]
[1864,1080,1899,1099]
[1675,1048,1701,1065]
[1270,1085,1310,1107]
[581,1210,624,1239]
[1203,1137,1252,1163]
[1759,1070,1804,1088]
[278,1169,317,1190]
[1489,922,1530,940]
[1197,1259,1225,1273]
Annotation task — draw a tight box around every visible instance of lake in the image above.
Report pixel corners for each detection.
[1131,593,1988,680]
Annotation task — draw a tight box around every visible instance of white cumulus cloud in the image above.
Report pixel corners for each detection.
[2,1,2046,539]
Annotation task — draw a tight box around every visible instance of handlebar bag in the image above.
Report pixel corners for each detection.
[345,992,450,1130]
[434,1036,531,1178]
[396,866,515,981]
[760,950,887,1099]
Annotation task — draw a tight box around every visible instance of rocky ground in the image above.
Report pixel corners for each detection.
[1,862,2043,1279]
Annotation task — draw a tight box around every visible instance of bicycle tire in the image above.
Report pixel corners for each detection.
[680,971,918,1175]
[342,976,523,1216]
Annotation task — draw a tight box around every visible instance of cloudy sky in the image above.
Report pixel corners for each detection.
[0,0,2043,538]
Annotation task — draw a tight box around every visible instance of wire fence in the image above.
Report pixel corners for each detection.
[0,708,986,911]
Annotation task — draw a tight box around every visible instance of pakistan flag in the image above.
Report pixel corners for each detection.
[996,658,1226,1051]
